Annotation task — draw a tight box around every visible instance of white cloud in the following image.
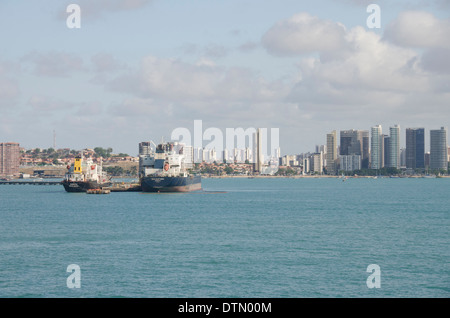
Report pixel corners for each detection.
[289,27,421,99]
[262,13,348,56]
[110,55,289,104]
[100,15,449,148]
[384,11,450,48]
[22,51,84,77]
[285,24,450,125]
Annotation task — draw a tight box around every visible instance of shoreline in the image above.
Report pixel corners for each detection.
[7,172,449,181]
[204,175,450,179]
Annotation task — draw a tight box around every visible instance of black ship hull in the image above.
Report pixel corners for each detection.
[62,180,112,193]
[141,175,201,192]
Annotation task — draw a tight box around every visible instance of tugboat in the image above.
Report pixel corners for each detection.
[62,156,111,192]
[139,142,201,192]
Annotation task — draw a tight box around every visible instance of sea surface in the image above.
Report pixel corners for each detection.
[0,177,448,298]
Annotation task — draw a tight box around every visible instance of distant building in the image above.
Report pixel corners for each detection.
[430,127,448,170]
[302,157,310,174]
[222,149,229,163]
[274,147,281,162]
[425,152,431,168]
[183,145,194,168]
[400,148,407,167]
[253,128,263,173]
[0,142,20,177]
[193,147,203,163]
[326,131,338,175]
[280,155,297,167]
[245,147,252,163]
[383,134,390,168]
[340,155,361,172]
[209,148,217,163]
[406,128,425,169]
[315,145,326,167]
[388,125,400,169]
[315,145,326,154]
[340,129,370,169]
[261,158,279,175]
[202,147,208,162]
[371,125,384,169]
[311,152,323,174]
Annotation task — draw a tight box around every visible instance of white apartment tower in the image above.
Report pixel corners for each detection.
[371,125,384,169]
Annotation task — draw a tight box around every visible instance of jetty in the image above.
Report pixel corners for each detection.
[105,182,141,192]
[0,179,142,192]
[0,180,61,185]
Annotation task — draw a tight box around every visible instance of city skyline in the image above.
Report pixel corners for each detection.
[3,123,449,157]
[0,1,449,156]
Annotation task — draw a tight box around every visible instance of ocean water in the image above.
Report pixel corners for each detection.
[0,177,448,298]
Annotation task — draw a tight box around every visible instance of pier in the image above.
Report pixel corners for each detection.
[0,180,62,185]
[0,180,142,192]
[105,182,141,192]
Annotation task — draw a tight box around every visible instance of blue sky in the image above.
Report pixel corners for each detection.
[0,0,449,155]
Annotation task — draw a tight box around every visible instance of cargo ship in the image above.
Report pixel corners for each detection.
[62,156,111,192]
[139,142,201,192]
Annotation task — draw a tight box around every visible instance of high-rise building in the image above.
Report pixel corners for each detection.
[311,153,323,174]
[326,131,337,175]
[222,149,229,163]
[371,125,383,169]
[425,152,431,168]
[0,142,20,177]
[194,147,203,163]
[406,128,425,169]
[253,128,263,173]
[184,145,194,168]
[302,157,310,175]
[340,155,361,172]
[400,148,406,167]
[361,131,370,169]
[275,147,281,161]
[209,148,217,163]
[430,127,448,170]
[340,129,370,169]
[245,147,252,163]
[388,125,400,169]
[315,145,326,167]
[315,145,326,154]
[383,135,390,168]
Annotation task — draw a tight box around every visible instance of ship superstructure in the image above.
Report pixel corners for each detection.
[62,156,111,192]
[139,142,201,192]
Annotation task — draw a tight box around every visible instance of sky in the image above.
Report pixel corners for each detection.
[0,0,449,156]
